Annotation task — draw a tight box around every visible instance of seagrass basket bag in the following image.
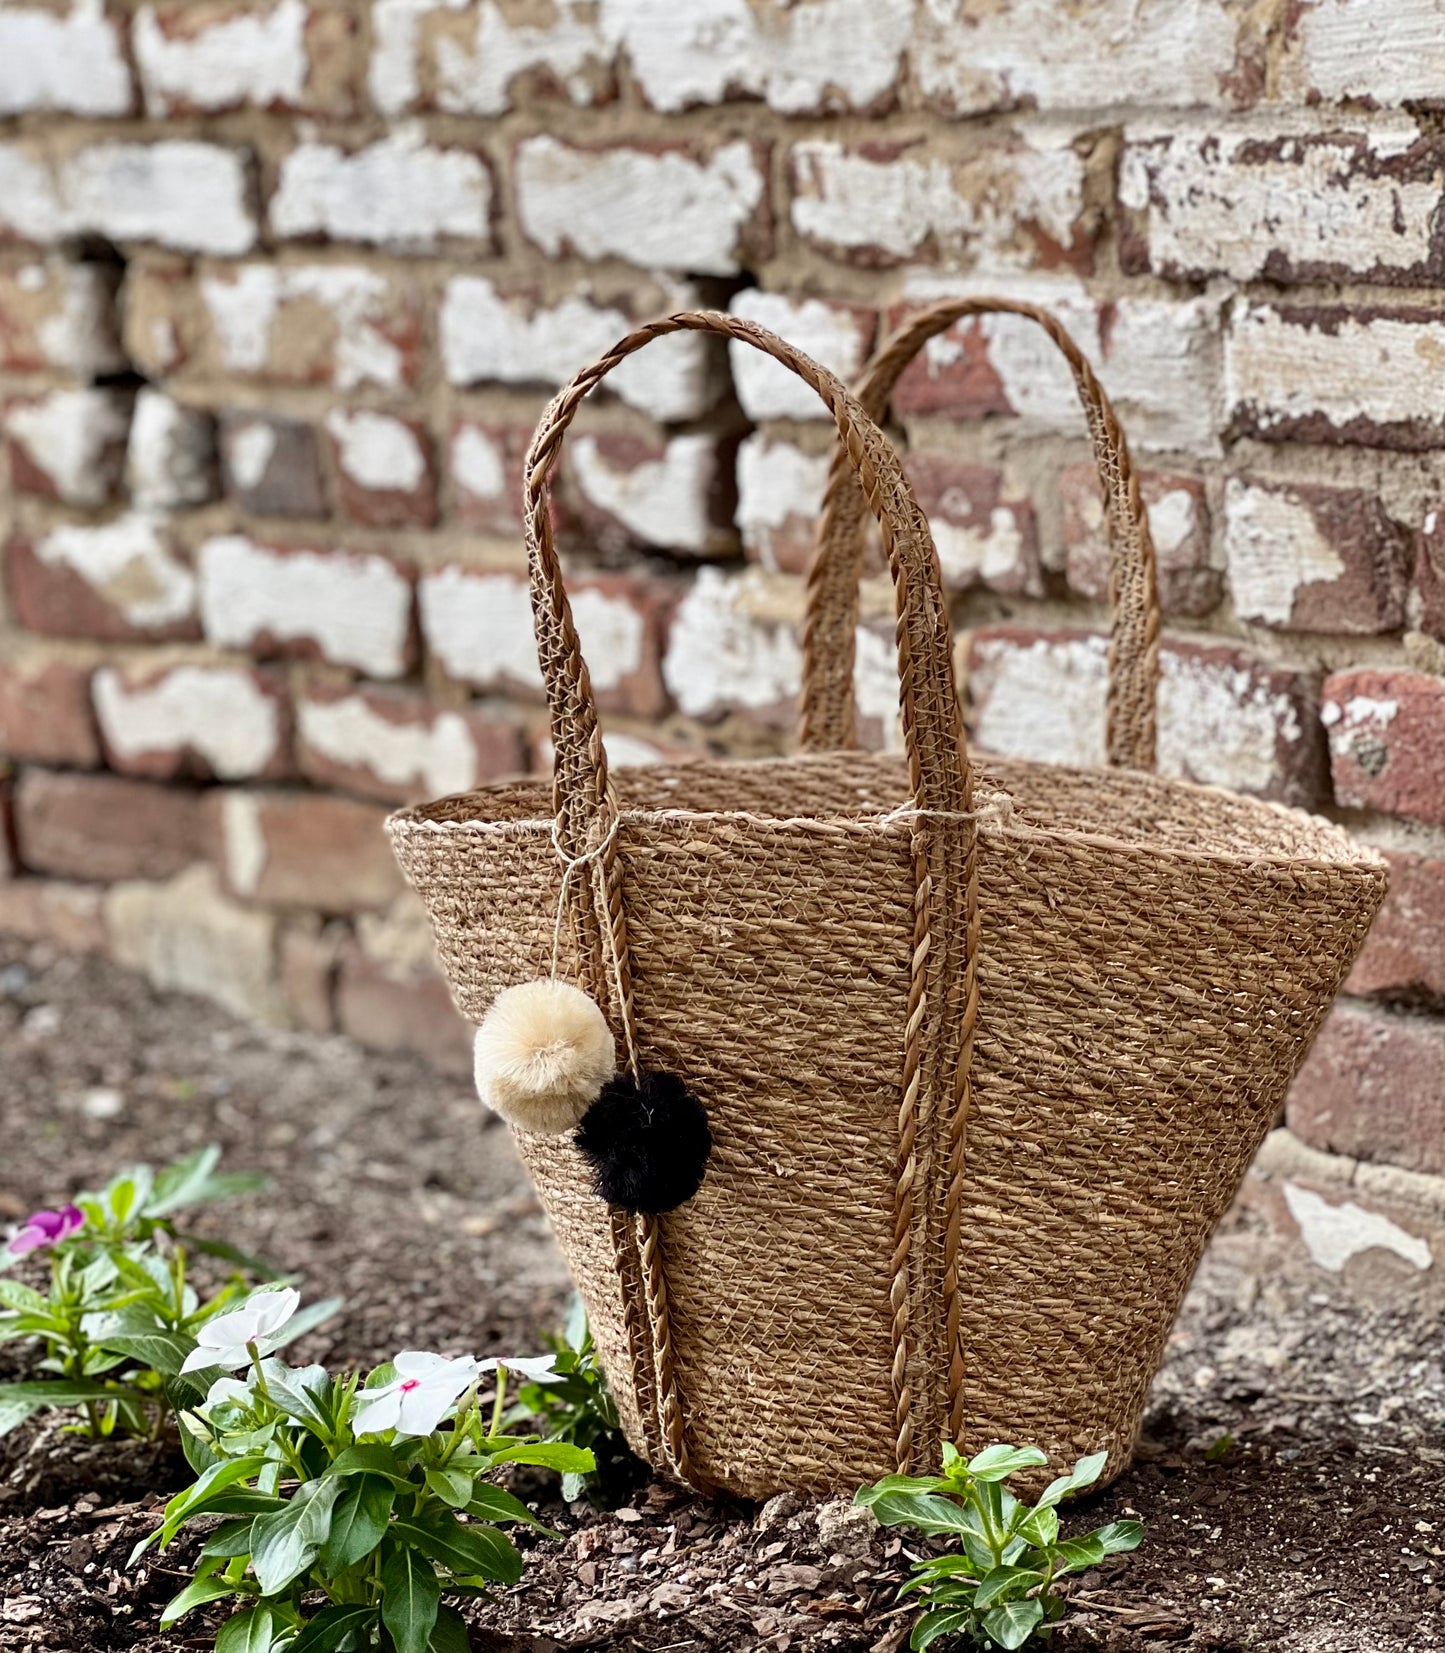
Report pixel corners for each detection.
[388,302,1388,1499]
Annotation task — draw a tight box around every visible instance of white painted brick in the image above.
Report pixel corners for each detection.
[735,434,829,572]
[126,389,215,512]
[0,0,132,117]
[5,389,130,507]
[63,141,256,255]
[1278,0,1445,105]
[271,130,490,248]
[1,261,124,376]
[198,535,413,678]
[901,274,1221,454]
[1121,125,1443,283]
[790,135,1088,267]
[371,0,614,116]
[33,515,196,629]
[93,665,283,780]
[0,144,69,243]
[199,263,418,391]
[1226,304,1445,444]
[728,291,874,421]
[419,566,648,696]
[662,566,802,720]
[134,0,308,116]
[1224,480,1346,627]
[325,409,426,492]
[619,0,911,114]
[514,136,765,276]
[911,0,1245,114]
[970,632,1313,798]
[297,692,481,799]
[570,433,732,556]
[439,275,722,421]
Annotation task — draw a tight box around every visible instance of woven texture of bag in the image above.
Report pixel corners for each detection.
[388,304,1387,1499]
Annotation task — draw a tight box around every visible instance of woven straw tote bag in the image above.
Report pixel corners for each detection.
[388,305,1387,1500]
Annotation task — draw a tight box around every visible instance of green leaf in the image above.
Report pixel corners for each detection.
[1034,1451,1108,1510]
[1016,1505,1058,1549]
[159,1575,240,1628]
[292,1606,378,1653]
[856,1474,951,1505]
[320,1475,394,1571]
[216,1603,279,1653]
[175,1232,282,1281]
[911,1608,973,1650]
[1090,1518,1144,1555]
[973,1565,1046,1609]
[981,1598,1045,1649]
[146,1145,223,1215]
[1052,1535,1107,1574]
[258,1362,333,1434]
[465,1483,551,1532]
[0,1395,40,1437]
[0,1281,49,1313]
[381,1545,441,1653]
[428,1605,472,1653]
[861,1490,981,1537]
[394,1513,522,1585]
[490,1440,595,1474]
[200,1518,258,1560]
[180,1418,221,1477]
[967,1445,1049,1483]
[91,1327,193,1377]
[325,1442,411,1484]
[0,1377,145,1407]
[155,1453,269,1549]
[250,1478,341,1595]
[424,1466,474,1509]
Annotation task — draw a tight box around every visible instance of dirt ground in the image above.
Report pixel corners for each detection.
[0,938,1440,1653]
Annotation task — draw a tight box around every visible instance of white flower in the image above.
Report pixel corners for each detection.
[180,1287,301,1374]
[202,1376,254,1412]
[480,1354,562,1385]
[352,1351,482,1438]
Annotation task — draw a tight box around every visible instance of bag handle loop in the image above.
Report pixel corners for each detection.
[800,297,1162,772]
[524,310,975,856]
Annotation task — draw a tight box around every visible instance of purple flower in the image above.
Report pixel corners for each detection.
[7,1205,85,1256]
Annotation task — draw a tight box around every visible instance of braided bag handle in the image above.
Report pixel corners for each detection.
[523,311,979,1486]
[801,297,1162,772]
[524,309,975,850]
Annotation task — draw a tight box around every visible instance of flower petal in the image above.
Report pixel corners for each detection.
[390,1350,454,1379]
[478,1354,562,1384]
[6,1225,48,1256]
[394,1381,468,1438]
[247,1287,301,1338]
[352,1386,404,1436]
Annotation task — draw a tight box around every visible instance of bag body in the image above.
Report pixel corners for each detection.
[389,305,1386,1498]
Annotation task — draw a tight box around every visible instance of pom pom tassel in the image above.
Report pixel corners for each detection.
[575,1070,712,1215]
[472,979,617,1135]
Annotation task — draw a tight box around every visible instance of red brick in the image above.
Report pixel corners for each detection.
[1414,505,1443,642]
[1224,479,1409,633]
[220,411,327,518]
[0,877,108,953]
[219,789,404,914]
[336,941,472,1076]
[890,311,1011,420]
[1287,1002,1444,1176]
[0,261,122,376]
[4,389,130,507]
[296,682,526,804]
[1323,668,1445,822]
[6,526,200,645]
[903,454,1041,595]
[1061,464,1220,617]
[325,408,437,529]
[1347,850,1445,1004]
[565,430,738,559]
[449,419,531,538]
[92,662,292,783]
[0,656,99,767]
[13,769,215,883]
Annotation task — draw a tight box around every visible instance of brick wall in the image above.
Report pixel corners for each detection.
[0,1,1441,1288]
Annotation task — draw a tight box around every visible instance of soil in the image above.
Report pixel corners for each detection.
[0,938,1440,1653]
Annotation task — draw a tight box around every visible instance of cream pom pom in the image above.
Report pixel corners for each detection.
[472,979,617,1135]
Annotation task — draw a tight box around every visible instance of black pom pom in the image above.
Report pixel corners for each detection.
[574,1069,712,1215]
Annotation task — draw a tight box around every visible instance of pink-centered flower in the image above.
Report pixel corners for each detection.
[352,1351,482,1439]
[7,1204,84,1255]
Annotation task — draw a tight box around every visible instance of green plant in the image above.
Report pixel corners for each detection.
[0,1146,336,1441]
[502,1297,622,1501]
[857,1444,1143,1650]
[142,1292,592,1652]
